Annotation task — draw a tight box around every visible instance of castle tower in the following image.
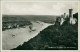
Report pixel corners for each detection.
[69,9,77,24]
[69,9,73,18]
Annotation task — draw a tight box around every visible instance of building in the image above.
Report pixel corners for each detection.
[69,9,77,24]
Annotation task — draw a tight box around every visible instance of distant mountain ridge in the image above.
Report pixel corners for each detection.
[2,15,57,23]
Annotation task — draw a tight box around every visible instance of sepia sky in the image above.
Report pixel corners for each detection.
[2,1,78,15]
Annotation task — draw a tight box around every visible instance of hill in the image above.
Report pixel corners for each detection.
[2,15,57,23]
[11,13,78,50]
[12,23,78,50]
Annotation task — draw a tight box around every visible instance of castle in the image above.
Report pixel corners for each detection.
[55,9,78,26]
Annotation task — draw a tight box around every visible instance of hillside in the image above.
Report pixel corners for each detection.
[2,21,52,50]
[12,22,78,50]
[11,13,78,50]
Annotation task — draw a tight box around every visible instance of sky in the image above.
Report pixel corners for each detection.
[2,1,78,15]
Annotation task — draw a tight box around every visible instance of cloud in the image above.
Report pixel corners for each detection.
[2,2,78,15]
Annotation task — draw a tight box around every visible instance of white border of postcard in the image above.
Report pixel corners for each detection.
[0,0,80,52]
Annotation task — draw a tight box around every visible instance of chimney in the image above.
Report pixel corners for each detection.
[69,9,73,18]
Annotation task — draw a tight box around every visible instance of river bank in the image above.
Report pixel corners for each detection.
[2,21,53,50]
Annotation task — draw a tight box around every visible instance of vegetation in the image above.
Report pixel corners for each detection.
[2,13,78,50]
[2,21,32,31]
[2,15,57,31]
[12,22,78,50]
[12,13,78,50]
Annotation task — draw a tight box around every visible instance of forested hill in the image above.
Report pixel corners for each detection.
[12,23,78,50]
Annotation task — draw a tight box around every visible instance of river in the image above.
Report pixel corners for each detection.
[2,21,53,50]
